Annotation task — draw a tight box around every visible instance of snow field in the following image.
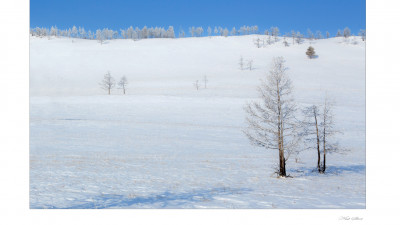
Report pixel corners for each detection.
[30,35,365,208]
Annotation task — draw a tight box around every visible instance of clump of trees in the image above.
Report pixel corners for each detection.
[244,57,343,177]
[302,97,340,173]
[30,25,365,44]
[238,56,254,71]
[99,72,128,95]
[193,76,209,90]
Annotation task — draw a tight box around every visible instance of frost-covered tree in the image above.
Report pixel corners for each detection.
[247,59,254,70]
[231,27,237,36]
[189,26,195,37]
[96,29,104,44]
[141,26,148,39]
[244,57,299,177]
[336,29,342,37]
[343,27,351,38]
[118,76,128,95]
[320,96,340,173]
[239,56,244,70]
[207,26,212,36]
[100,71,115,95]
[253,25,259,34]
[222,28,229,37]
[71,25,78,38]
[193,80,200,90]
[50,26,58,37]
[307,29,314,40]
[254,37,262,48]
[179,29,185,38]
[218,26,223,36]
[271,27,279,41]
[302,105,323,172]
[195,27,203,37]
[214,26,218,35]
[283,37,289,47]
[359,29,366,41]
[306,46,316,59]
[167,26,175,38]
[315,30,323,39]
[290,30,296,44]
[326,31,330,39]
[203,76,208,89]
[297,32,304,44]
[79,27,87,39]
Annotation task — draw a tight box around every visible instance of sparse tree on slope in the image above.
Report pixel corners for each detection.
[302,105,323,172]
[343,27,351,38]
[336,29,342,37]
[244,57,299,177]
[359,29,366,41]
[118,76,128,95]
[320,96,340,173]
[239,56,244,70]
[100,71,115,95]
[96,29,104,44]
[247,59,254,70]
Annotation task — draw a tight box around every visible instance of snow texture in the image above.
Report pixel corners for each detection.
[30,35,365,209]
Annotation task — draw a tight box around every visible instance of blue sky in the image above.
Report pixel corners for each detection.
[30,0,365,35]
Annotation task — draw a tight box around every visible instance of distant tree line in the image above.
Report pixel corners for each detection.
[30,25,365,42]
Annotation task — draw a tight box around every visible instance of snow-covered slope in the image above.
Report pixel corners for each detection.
[30,35,365,208]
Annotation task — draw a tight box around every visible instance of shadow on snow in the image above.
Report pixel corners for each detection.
[52,187,252,209]
[289,164,365,177]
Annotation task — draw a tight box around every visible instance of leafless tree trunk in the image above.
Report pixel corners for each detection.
[254,37,262,48]
[239,56,244,70]
[203,76,208,89]
[118,76,128,95]
[244,57,299,177]
[302,105,322,172]
[100,71,115,95]
[247,60,253,71]
[193,80,200,90]
[321,96,337,173]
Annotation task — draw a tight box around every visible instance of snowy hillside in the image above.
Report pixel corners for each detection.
[30,35,365,208]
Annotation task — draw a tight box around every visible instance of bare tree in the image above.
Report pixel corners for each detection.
[343,27,351,38]
[96,29,104,45]
[118,76,128,95]
[307,29,314,40]
[193,80,200,90]
[270,27,280,42]
[247,59,254,71]
[359,29,366,41]
[295,32,303,44]
[283,37,289,47]
[336,29,342,37]
[244,57,299,177]
[302,105,323,172]
[320,96,340,173]
[315,30,323,39]
[239,56,244,70]
[203,76,208,89]
[291,30,296,44]
[100,71,115,95]
[254,37,262,48]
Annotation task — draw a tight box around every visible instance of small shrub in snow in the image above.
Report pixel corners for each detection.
[306,46,316,59]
